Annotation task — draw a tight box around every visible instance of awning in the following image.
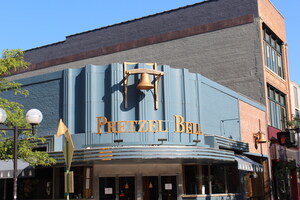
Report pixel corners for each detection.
[0,160,34,179]
[234,155,263,173]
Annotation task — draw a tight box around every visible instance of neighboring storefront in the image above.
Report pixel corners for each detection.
[1,63,268,200]
[269,126,300,200]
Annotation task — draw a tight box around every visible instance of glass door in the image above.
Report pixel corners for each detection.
[161,176,177,200]
[99,177,135,200]
[119,177,135,200]
[143,176,159,200]
[99,177,116,200]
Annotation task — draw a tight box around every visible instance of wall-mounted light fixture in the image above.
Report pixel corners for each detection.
[123,62,164,110]
[253,131,267,145]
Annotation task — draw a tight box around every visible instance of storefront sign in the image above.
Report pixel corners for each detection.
[165,184,172,190]
[96,115,201,135]
[105,188,113,194]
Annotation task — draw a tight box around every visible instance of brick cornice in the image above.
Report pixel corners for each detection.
[16,14,254,75]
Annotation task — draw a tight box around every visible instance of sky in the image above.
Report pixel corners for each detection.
[0,0,299,84]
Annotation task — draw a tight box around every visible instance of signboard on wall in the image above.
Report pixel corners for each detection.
[96,115,202,135]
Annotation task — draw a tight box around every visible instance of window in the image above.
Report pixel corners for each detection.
[55,166,93,199]
[296,109,300,118]
[294,86,299,108]
[18,168,53,199]
[211,166,226,194]
[183,165,209,194]
[263,27,284,79]
[183,165,240,195]
[226,166,240,193]
[268,85,287,130]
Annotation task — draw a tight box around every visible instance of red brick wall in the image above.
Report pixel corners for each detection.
[258,0,286,42]
[258,0,292,123]
[239,101,268,154]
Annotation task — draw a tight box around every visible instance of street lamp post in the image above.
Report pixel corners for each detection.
[0,108,43,200]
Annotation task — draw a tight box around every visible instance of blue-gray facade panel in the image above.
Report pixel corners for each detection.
[4,63,264,152]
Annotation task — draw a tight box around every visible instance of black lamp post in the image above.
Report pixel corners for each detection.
[0,108,43,200]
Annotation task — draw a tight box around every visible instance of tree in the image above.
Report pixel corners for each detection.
[0,49,56,166]
[288,116,300,129]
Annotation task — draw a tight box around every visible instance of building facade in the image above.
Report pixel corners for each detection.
[2,0,294,199]
[290,81,300,119]
[1,63,267,200]
[268,80,300,200]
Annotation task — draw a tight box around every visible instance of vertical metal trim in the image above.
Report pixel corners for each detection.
[182,68,189,143]
[85,65,92,145]
[162,65,170,141]
[112,63,119,142]
[182,68,189,119]
[196,74,202,125]
[64,69,74,134]
[138,63,144,142]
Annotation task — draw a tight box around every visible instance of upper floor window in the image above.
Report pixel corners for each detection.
[295,109,300,119]
[294,86,299,109]
[268,85,287,130]
[263,27,285,79]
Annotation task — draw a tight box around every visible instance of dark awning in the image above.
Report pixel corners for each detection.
[0,160,34,179]
[234,155,263,173]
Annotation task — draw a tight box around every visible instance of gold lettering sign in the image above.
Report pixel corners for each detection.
[96,115,201,135]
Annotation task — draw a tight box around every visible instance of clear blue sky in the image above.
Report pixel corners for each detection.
[0,0,299,84]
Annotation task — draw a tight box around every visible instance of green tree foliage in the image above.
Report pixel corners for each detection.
[288,116,300,129]
[0,49,56,166]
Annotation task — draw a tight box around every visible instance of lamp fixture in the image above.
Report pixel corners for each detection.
[0,108,43,200]
[253,131,267,144]
[123,62,164,110]
[0,108,7,123]
[149,182,153,189]
[249,172,258,179]
[125,183,129,189]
